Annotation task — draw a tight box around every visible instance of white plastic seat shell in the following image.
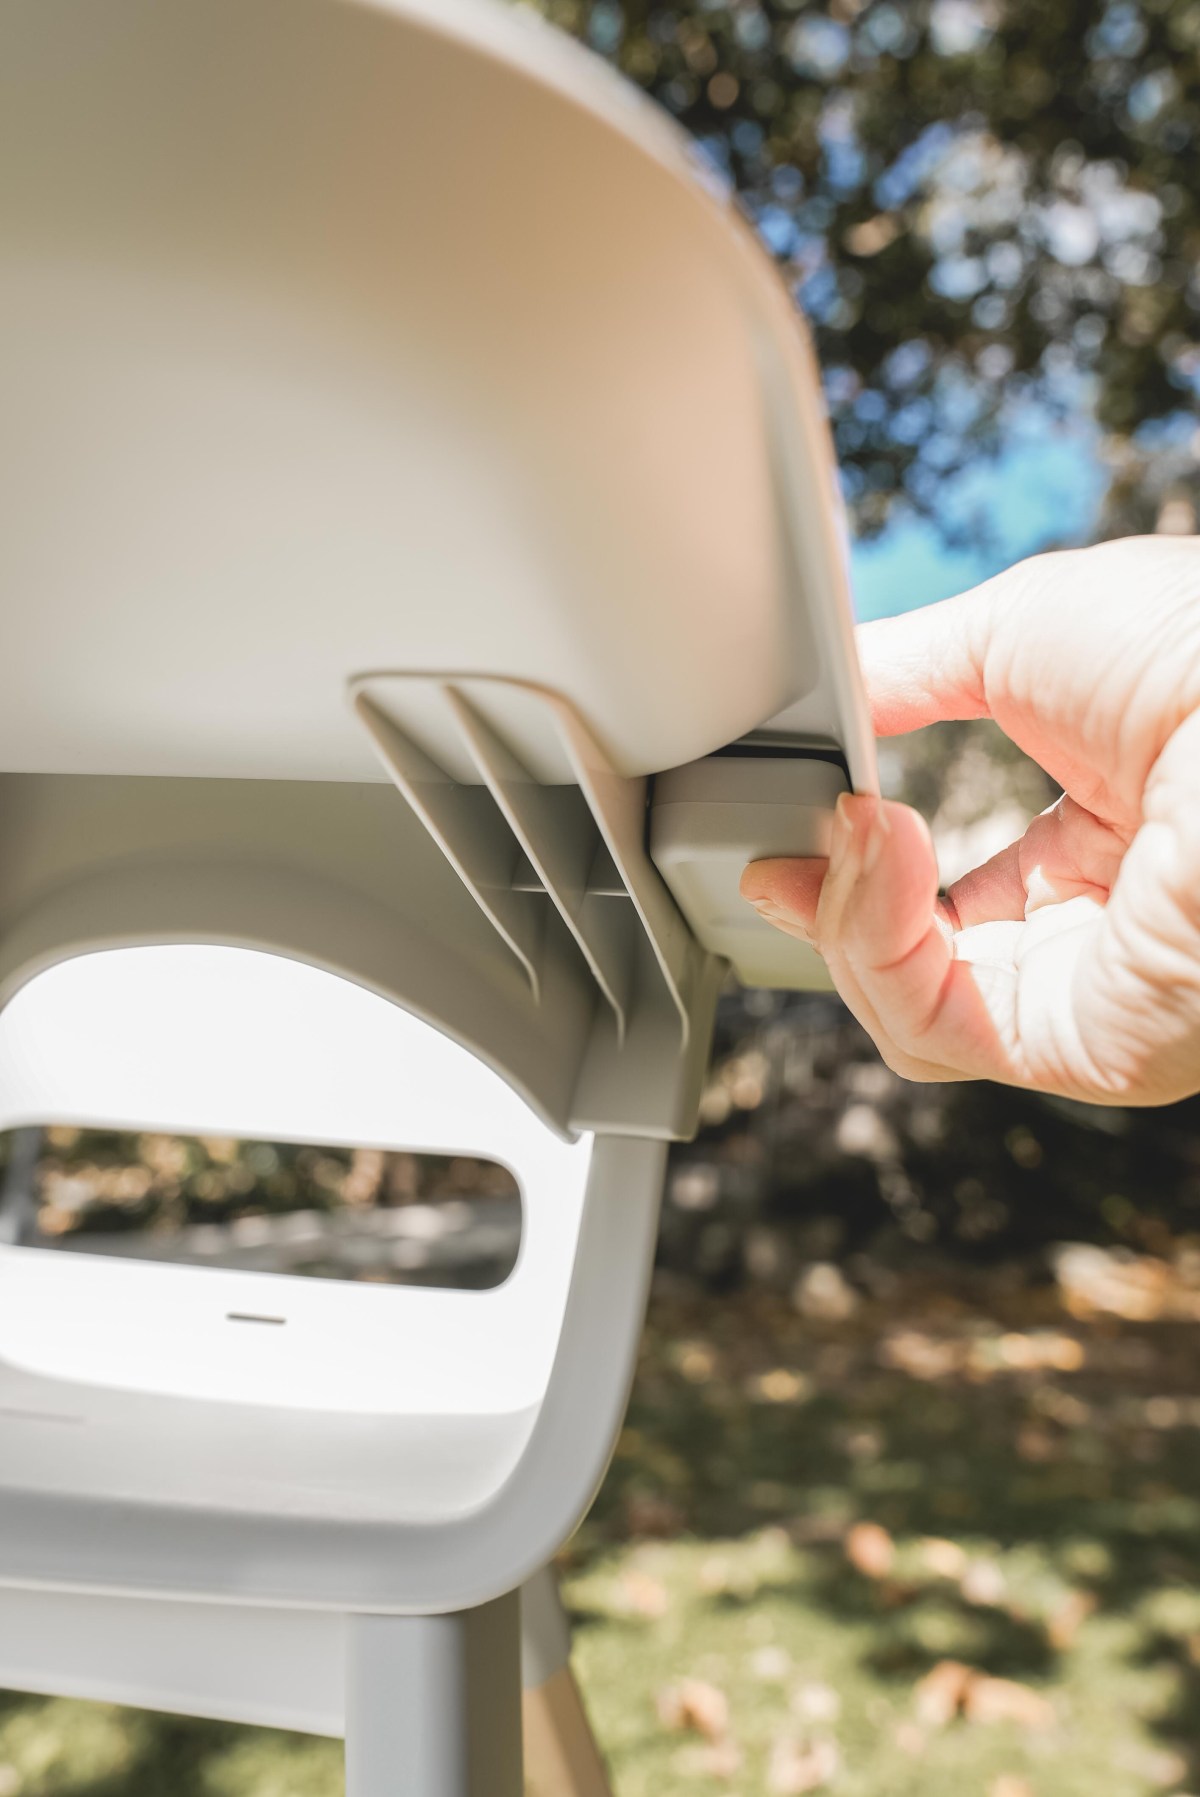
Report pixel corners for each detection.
[0,946,588,1531]
[0,946,590,1417]
[0,948,664,1612]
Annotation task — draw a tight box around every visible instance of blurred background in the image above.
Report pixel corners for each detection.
[4,0,1200,1792]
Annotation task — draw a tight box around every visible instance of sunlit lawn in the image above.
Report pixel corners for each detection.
[4,1272,1200,1797]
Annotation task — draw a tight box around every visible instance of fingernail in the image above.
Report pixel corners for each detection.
[750,896,808,931]
[832,793,888,878]
[861,800,889,876]
[746,894,814,944]
[831,791,856,860]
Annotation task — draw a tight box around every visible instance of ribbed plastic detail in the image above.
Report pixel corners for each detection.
[351,676,702,1050]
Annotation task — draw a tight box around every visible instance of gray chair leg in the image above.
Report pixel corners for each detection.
[345,1595,522,1797]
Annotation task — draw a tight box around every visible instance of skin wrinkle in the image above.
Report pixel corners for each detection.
[970,958,1025,1075]
[1022,986,1099,1098]
[946,843,1026,928]
[1108,757,1200,986]
[1107,889,1200,1002]
[1144,725,1200,905]
[1075,688,1142,822]
[1019,804,1125,914]
[740,536,1200,1107]
[907,948,963,1046]
[865,922,942,985]
[1091,874,1197,1020]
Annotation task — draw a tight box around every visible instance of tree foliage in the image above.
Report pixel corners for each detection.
[533,0,1200,534]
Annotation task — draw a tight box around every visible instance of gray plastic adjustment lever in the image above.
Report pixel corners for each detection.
[649,753,848,991]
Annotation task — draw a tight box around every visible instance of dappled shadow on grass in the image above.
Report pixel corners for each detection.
[0,1697,344,1797]
[1136,1628,1200,1783]
[5,1278,1200,1797]
[572,1281,1200,1781]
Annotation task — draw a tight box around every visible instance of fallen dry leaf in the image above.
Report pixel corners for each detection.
[880,1329,961,1381]
[921,1538,968,1580]
[623,1492,687,1538]
[990,1779,1034,1797]
[914,1660,974,1728]
[766,1734,841,1795]
[1054,1244,1173,1322]
[961,1559,1007,1606]
[794,1261,860,1321]
[617,1568,669,1619]
[672,1739,743,1780]
[1047,1589,1096,1651]
[749,1645,792,1684]
[673,1339,719,1382]
[894,1721,926,1756]
[1016,1425,1059,1465]
[993,1331,1083,1373]
[698,1555,742,1597]
[914,1661,1054,1732]
[964,1675,1055,1732]
[753,1367,811,1404]
[1114,1742,1188,1787]
[656,1677,731,1742]
[791,1681,841,1724]
[878,1578,923,1611]
[845,1521,895,1580]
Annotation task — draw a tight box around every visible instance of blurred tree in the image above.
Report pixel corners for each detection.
[531,0,1200,535]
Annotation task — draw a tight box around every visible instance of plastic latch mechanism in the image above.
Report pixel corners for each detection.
[649,753,847,990]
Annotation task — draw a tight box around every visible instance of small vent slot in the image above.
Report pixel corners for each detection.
[0,1406,84,1425]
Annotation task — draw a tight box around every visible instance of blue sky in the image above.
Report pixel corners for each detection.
[849,403,1108,621]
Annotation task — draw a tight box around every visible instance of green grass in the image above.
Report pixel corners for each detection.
[4,1279,1200,1796]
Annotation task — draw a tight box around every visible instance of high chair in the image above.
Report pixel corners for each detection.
[0,0,875,1789]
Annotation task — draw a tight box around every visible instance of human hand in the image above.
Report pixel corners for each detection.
[740,537,1200,1105]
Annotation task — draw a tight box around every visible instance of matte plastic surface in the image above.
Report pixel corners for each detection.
[0,955,666,1613]
[346,1603,522,1797]
[0,0,873,792]
[0,1571,573,1734]
[0,948,588,1417]
[651,755,848,988]
[0,771,712,1140]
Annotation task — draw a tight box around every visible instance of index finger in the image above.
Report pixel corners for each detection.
[856,584,995,738]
